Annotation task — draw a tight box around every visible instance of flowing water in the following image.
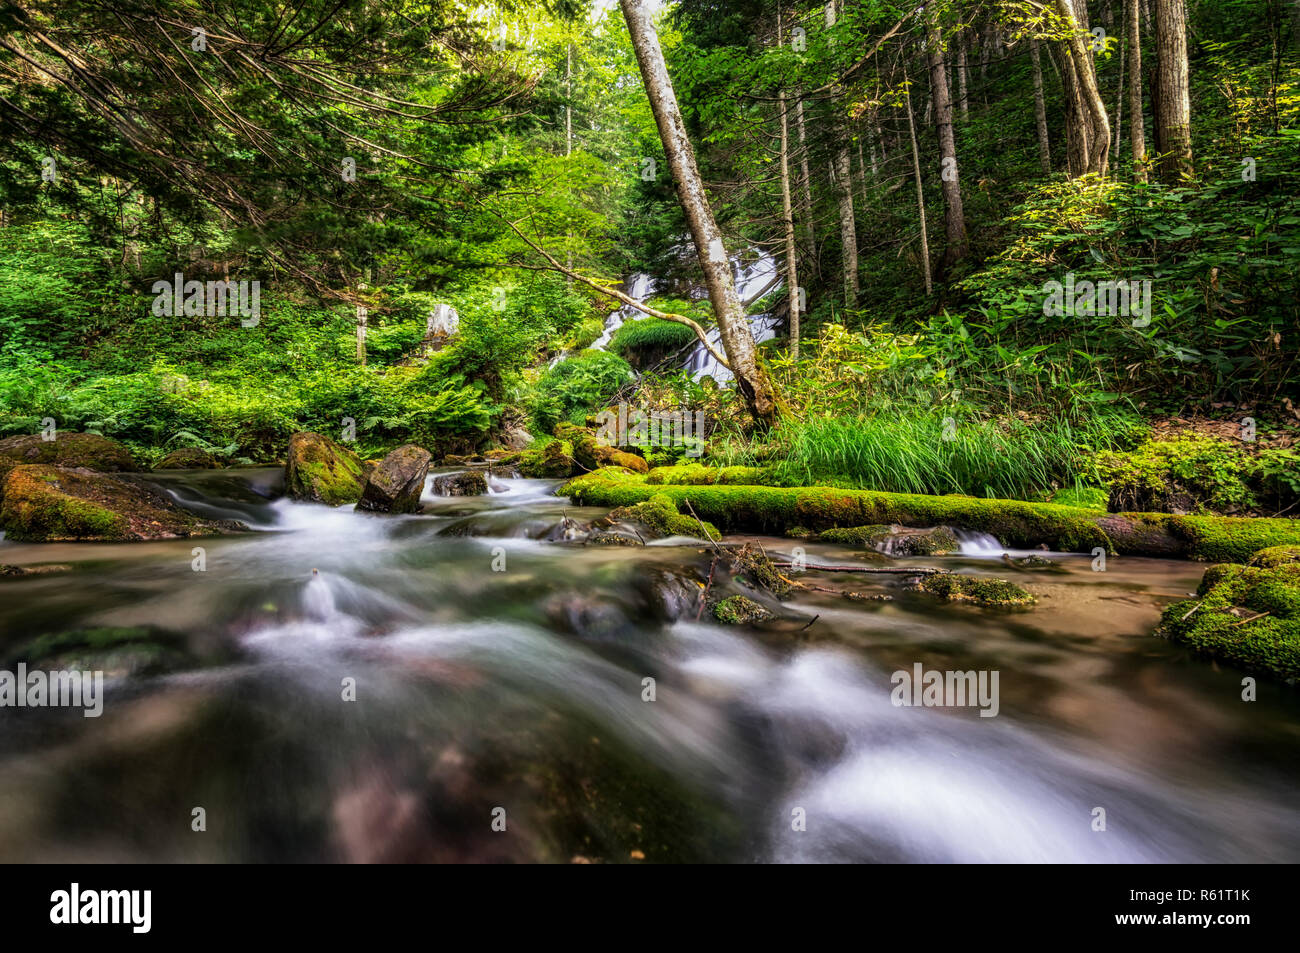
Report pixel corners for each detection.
[1,468,1297,863]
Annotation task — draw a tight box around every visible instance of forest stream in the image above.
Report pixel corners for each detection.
[1,467,1297,863]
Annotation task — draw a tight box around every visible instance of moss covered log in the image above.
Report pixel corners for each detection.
[561,468,1300,562]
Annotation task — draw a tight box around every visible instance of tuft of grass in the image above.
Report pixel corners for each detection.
[714,408,1137,501]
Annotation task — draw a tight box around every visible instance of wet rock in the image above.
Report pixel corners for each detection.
[1001,553,1059,570]
[0,563,73,576]
[543,514,588,543]
[0,432,136,472]
[639,568,705,621]
[358,444,432,513]
[0,465,246,541]
[155,447,219,469]
[518,440,576,478]
[585,529,645,547]
[845,591,893,602]
[820,523,959,556]
[727,543,793,597]
[909,573,1036,608]
[285,432,367,506]
[432,469,488,497]
[610,496,719,541]
[10,625,194,677]
[713,595,777,625]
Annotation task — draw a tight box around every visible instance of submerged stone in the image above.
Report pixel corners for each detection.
[910,573,1037,608]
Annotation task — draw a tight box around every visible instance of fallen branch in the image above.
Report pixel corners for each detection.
[771,559,948,575]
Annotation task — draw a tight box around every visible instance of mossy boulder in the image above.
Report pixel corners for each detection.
[155,447,219,469]
[819,523,959,556]
[519,440,576,478]
[285,431,366,506]
[431,469,488,496]
[1157,557,1300,681]
[713,595,776,625]
[561,468,1300,562]
[911,573,1037,608]
[0,432,136,472]
[557,423,649,475]
[646,464,777,486]
[358,444,432,513]
[609,495,720,541]
[0,465,245,541]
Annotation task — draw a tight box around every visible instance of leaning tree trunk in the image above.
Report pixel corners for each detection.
[620,0,777,426]
[1128,0,1148,181]
[904,74,933,296]
[1031,38,1053,174]
[1055,0,1112,176]
[794,94,818,276]
[927,11,968,269]
[1153,0,1193,181]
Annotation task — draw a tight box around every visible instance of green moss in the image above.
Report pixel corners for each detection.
[1250,545,1300,568]
[713,595,776,625]
[561,469,1300,561]
[1170,515,1300,563]
[646,464,778,486]
[519,439,576,478]
[610,495,720,541]
[913,574,1037,608]
[0,466,129,540]
[1157,561,1300,681]
[818,525,892,545]
[1096,432,1258,514]
[0,432,136,472]
[285,432,366,505]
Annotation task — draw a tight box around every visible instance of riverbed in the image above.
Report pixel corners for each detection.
[1,468,1296,862]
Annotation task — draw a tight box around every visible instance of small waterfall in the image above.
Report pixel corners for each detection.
[591,273,656,352]
[684,252,781,382]
[954,529,1004,555]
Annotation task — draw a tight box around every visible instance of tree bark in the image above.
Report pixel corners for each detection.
[620,0,777,426]
[1128,0,1148,181]
[777,11,800,360]
[1055,0,1112,177]
[793,94,817,273]
[957,29,969,119]
[904,75,933,296]
[1153,0,1193,181]
[826,0,859,305]
[1031,38,1053,175]
[927,10,967,269]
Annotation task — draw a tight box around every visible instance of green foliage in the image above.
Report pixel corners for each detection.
[530,350,633,434]
[609,317,699,367]
[1096,432,1300,515]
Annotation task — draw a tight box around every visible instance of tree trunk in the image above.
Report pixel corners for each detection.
[777,12,800,360]
[1114,14,1125,161]
[1031,38,1053,174]
[905,76,933,296]
[927,11,967,269]
[794,94,817,273]
[619,0,777,426]
[957,30,969,119]
[1153,0,1193,181]
[1055,0,1112,177]
[1128,0,1148,181]
[826,0,859,305]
